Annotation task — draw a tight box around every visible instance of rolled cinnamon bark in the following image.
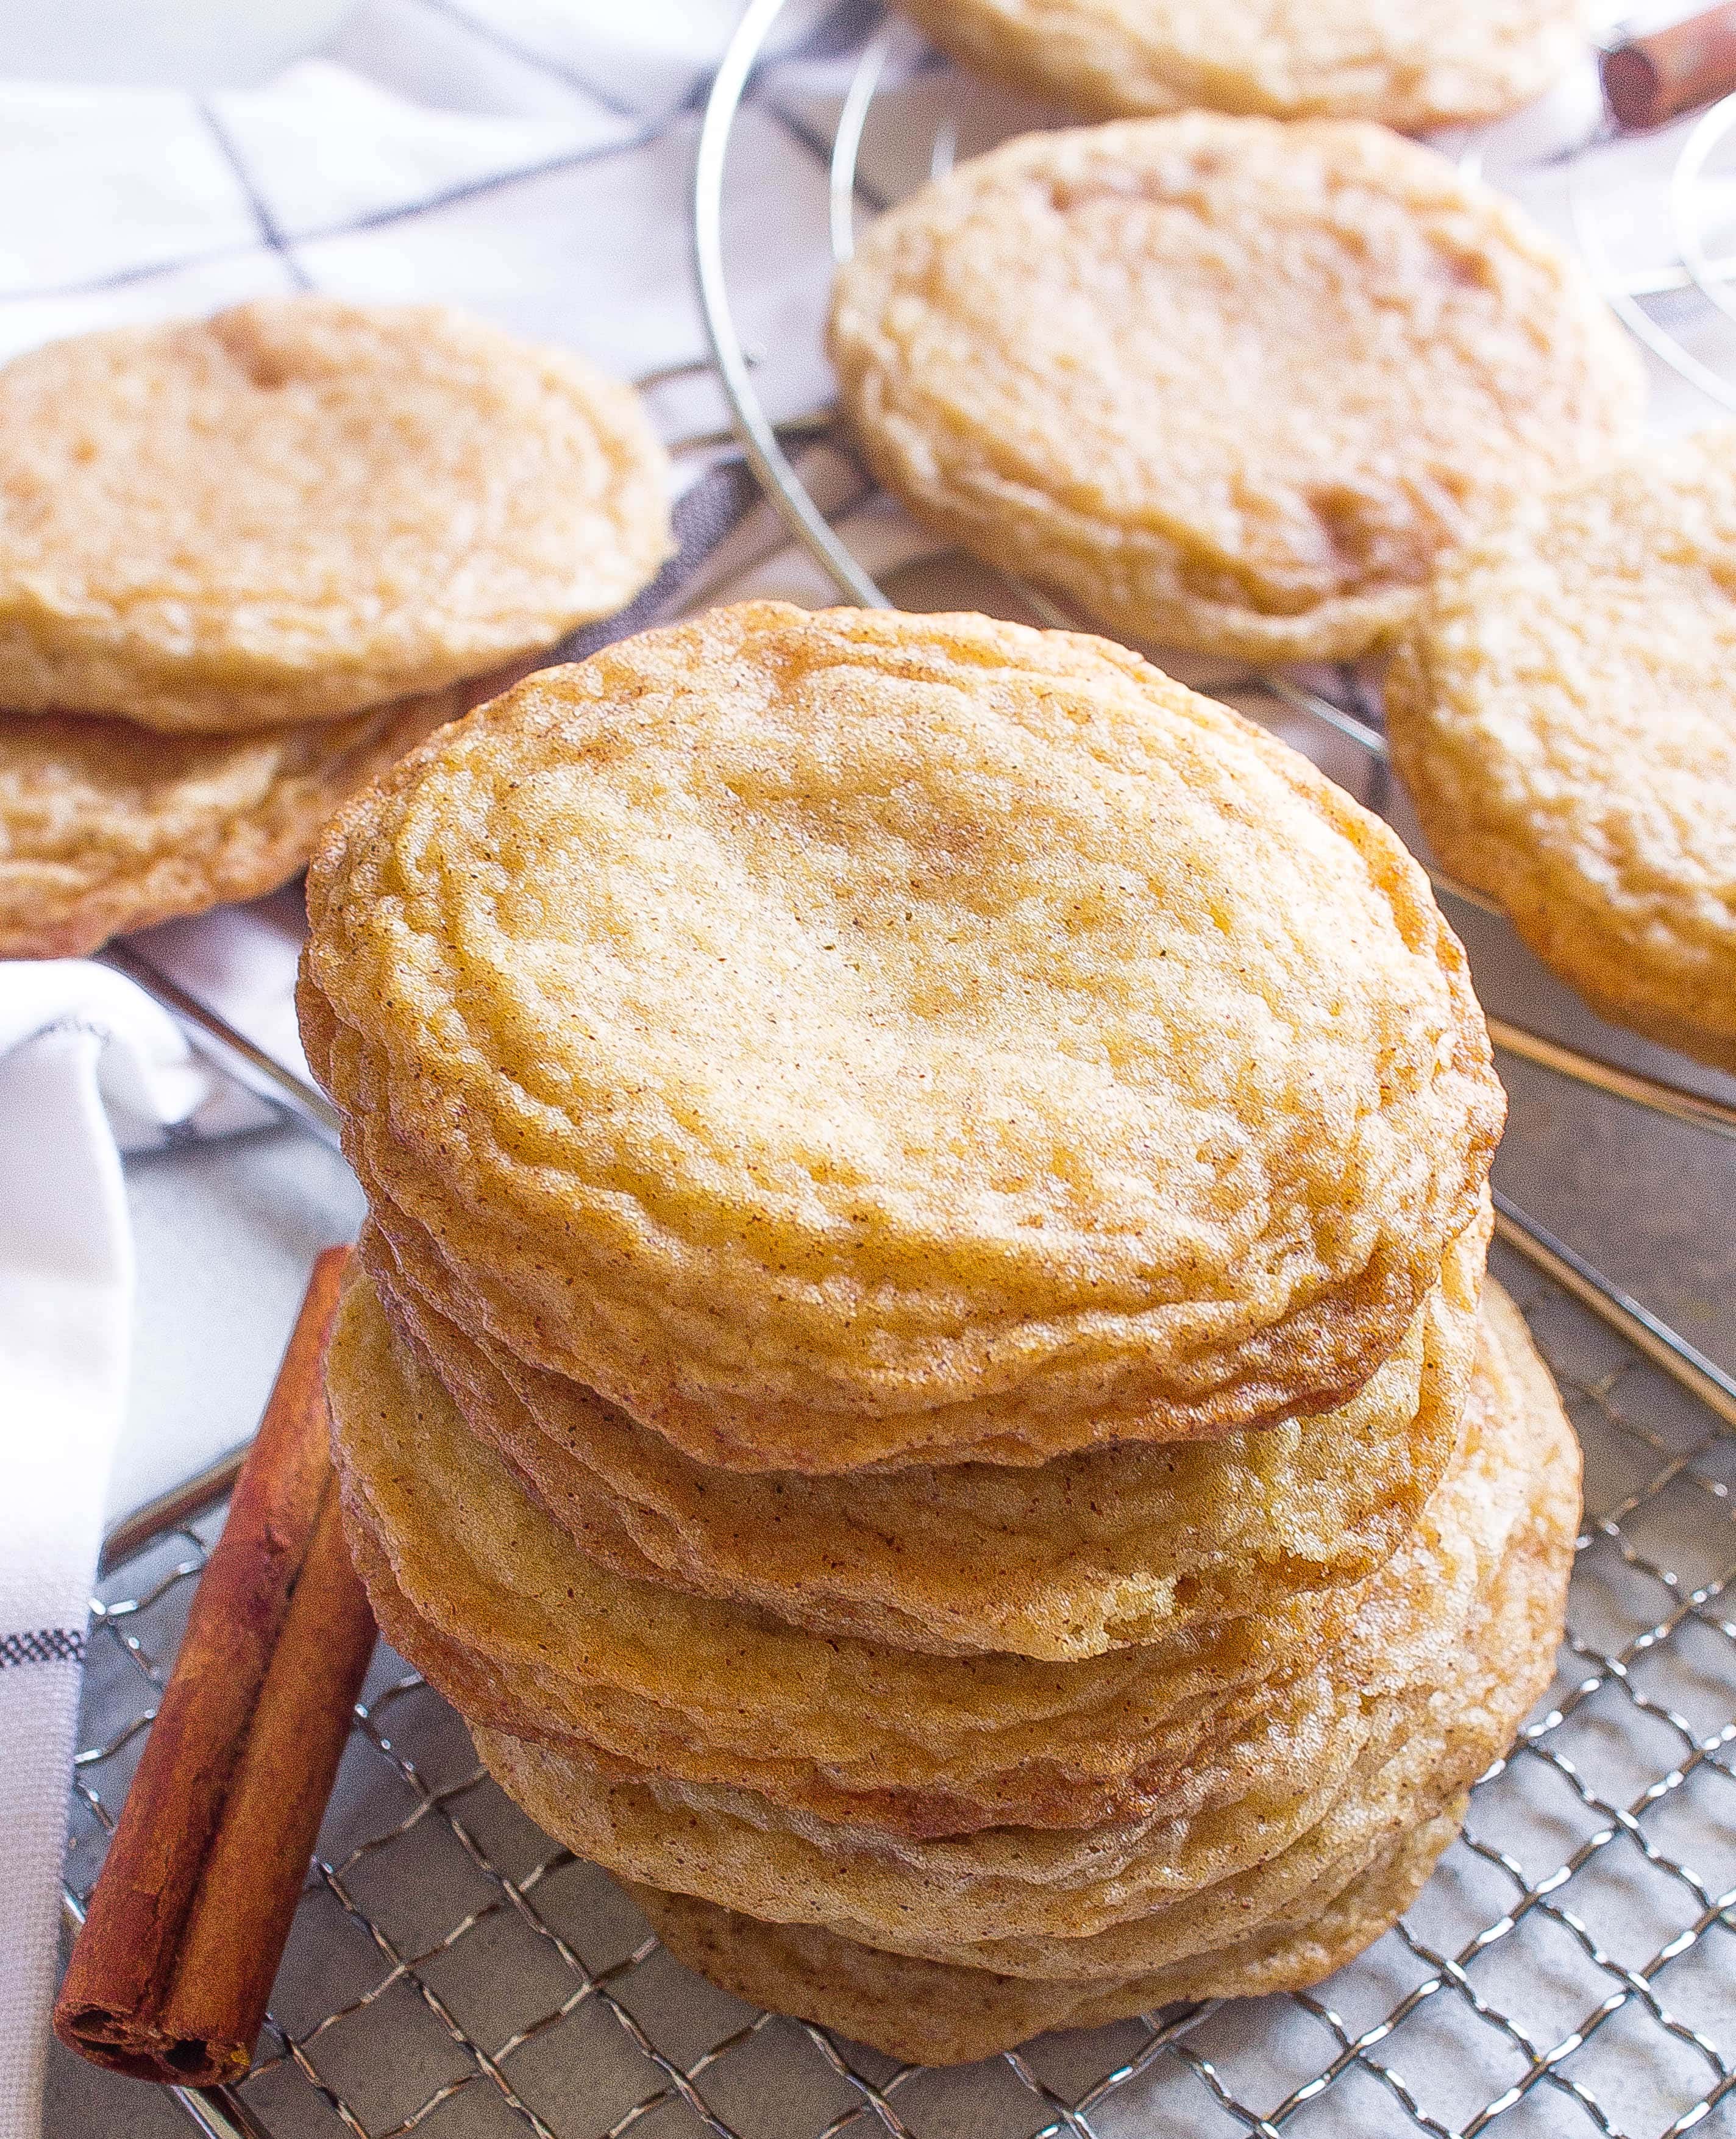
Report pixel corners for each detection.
[1603,5,1736,131]
[54,1245,375,2088]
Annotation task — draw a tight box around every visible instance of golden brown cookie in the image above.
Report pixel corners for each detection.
[897,0,1585,133]
[302,602,1503,1471]
[328,1262,1569,1863]
[1387,429,1736,1074]
[628,1817,1460,2064]
[0,299,671,735]
[472,1284,1578,2061]
[829,116,1643,664]
[358,1200,1485,1660]
[0,672,496,959]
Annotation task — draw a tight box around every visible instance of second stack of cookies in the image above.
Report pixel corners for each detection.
[0,296,671,959]
[304,600,1578,2063]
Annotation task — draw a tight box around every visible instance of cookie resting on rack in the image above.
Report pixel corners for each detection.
[299,600,1504,1471]
[1387,428,1736,1075]
[897,0,1585,132]
[0,298,671,735]
[828,115,1643,664]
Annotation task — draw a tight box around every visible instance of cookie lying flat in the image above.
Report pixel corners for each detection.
[454,1284,1576,1946]
[302,602,1503,1470]
[0,299,671,734]
[830,116,1643,664]
[1388,430,1736,1074]
[479,1285,1577,2061]
[897,0,1584,132]
[630,1820,1458,2064]
[0,675,490,959]
[328,1256,1556,1857]
[360,1202,1485,1660]
[330,1262,1386,1838]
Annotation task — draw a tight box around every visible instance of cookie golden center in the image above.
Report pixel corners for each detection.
[302,603,1500,1461]
[828,116,1643,660]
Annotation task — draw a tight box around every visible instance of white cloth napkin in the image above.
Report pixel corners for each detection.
[0,968,220,2139]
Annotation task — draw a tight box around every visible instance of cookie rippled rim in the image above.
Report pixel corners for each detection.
[1387,427,1736,1076]
[357,1200,1487,1660]
[0,671,505,960]
[301,601,1503,1469]
[828,115,1644,664]
[469,1283,1578,2062]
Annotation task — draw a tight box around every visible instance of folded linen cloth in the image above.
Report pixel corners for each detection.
[0,967,224,2139]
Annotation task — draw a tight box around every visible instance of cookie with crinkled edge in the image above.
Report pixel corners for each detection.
[471,1285,1576,2062]
[358,1197,1485,1660]
[302,600,1503,1470]
[627,1817,1459,2065]
[1387,429,1736,1075]
[829,116,1643,664]
[0,299,672,735]
[326,1262,1565,1856]
[0,666,510,959]
[896,0,1585,133]
[329,1260,1378,1840]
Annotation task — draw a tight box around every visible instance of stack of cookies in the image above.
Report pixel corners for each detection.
[304,601,1580,2064]
[0,296,671,960]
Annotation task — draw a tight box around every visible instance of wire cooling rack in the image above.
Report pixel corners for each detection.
[61,7,1736,2136]
[60,1240,1736,2139]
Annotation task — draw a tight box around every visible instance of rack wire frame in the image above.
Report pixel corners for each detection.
[60,9,1736,2137]
[62,1243,1736,2139]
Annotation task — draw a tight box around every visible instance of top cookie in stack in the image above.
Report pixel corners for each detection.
[301,600,1503,1475]
[0,296,671,957]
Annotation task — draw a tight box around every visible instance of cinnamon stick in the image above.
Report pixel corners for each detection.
[54,1245,375,2088]
[1603,5,1736,130]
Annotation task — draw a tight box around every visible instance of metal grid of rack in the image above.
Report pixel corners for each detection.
[61,5,1736,2134]
[63,1243,1736,2139]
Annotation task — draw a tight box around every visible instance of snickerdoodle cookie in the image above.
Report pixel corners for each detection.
[0,299,671,734]
[0,674,489,959]
[358,1201,1486,1660]
[302,602,1503,1471]
[1387,429,1736,1073]
[627,1821,1459,2064]
[828,116,1643,664]
[329,1260,1565,1859]
[897,0,1585,132]
[471,1283,1577,2060]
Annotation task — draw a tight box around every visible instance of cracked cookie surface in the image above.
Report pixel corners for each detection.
[0,298,671,733]
[302,602,1503,1468]
[830,116,1642,663]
